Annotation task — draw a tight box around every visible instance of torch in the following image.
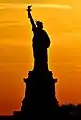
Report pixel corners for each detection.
[27,5,32,18]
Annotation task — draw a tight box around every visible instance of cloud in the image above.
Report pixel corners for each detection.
[0,3,72,9]
[0,20,23,26]
[0,6,5,9]
[28,4,72,9]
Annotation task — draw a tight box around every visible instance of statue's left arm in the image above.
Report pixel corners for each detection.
[44,31,50,48]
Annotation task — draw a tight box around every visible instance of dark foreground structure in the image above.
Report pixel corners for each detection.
[13,5,59,119]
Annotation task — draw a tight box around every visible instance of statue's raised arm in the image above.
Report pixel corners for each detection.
[27,5,36,29]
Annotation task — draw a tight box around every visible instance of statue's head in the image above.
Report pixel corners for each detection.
[36,21,43,29]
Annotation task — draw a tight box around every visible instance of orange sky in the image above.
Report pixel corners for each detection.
[0,0,81,115]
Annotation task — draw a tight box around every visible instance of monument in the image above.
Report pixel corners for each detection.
[13,5,59,119]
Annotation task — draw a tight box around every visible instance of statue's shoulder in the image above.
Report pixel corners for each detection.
[42,30,49,37]
[42,29,46,33]
[32,26,37,33]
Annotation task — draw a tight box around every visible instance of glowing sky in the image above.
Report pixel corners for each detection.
[0,0,81,115]
[0,0,71,4]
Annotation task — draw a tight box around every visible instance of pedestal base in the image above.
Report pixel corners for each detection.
[13,70,59,119]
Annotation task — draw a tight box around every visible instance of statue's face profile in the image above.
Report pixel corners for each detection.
[36,21,43,29]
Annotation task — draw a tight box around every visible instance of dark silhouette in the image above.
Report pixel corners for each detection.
[2,104,81,119]
[27,5,50,71]
[13,5,58,119]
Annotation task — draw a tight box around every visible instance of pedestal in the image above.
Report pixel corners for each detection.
[13,70,59,119]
